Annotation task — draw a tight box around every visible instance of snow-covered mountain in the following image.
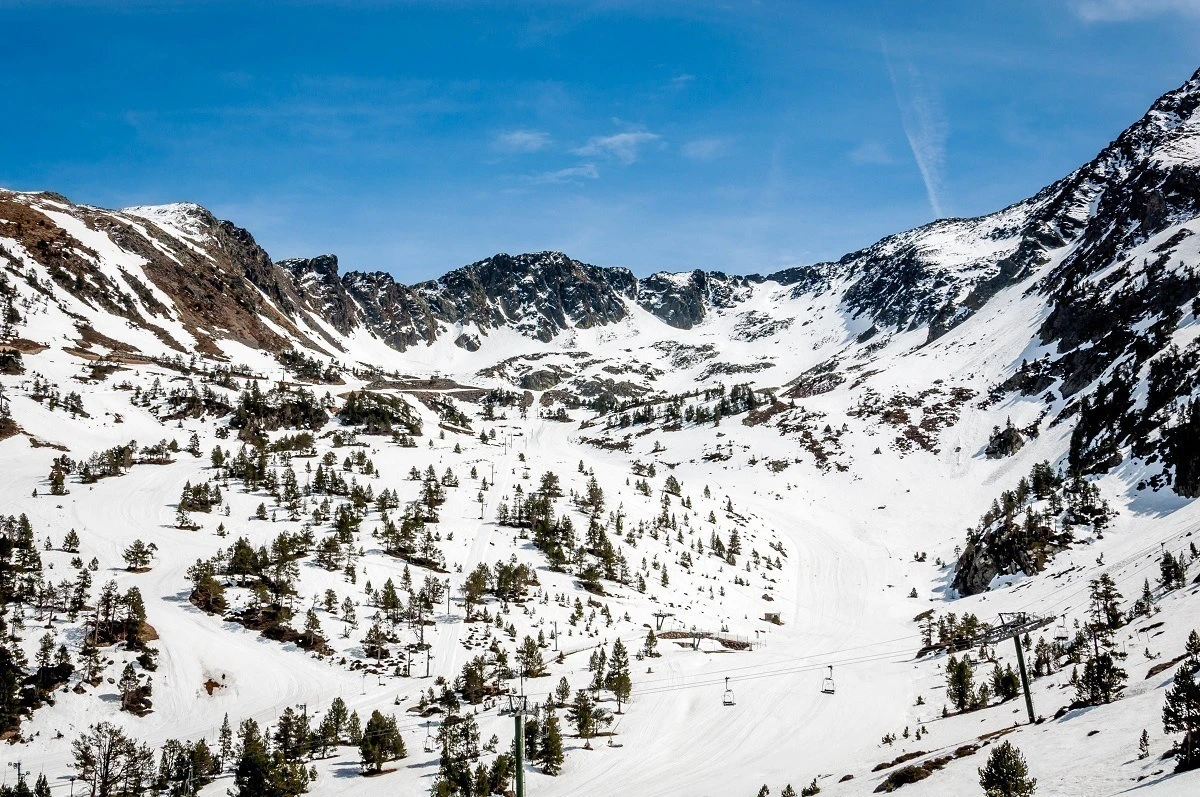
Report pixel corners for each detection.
[2,68,1200,797]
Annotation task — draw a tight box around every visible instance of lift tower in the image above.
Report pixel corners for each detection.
[974,611,1055,724]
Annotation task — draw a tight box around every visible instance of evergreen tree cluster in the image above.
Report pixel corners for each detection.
[1163,630,1200,771]
[277,349,342,384]
[338,390,421,436]
[953,461,1114,595]
[597,381,770,430]
[230,381,329,444]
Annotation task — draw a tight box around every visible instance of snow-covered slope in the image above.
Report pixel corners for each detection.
[2,67,1200,797]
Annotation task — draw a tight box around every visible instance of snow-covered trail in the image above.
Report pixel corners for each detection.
[531,473,915,795]
[430,423,529,688]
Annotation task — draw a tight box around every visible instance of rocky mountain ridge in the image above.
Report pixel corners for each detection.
[3,69,1199,364]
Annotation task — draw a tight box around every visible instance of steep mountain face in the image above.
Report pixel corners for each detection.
[0,194,333,355]
[768,194,1072,340]
[1027,72,1200,490]
[635,270,759,329]
[416,252,638,341]
[281,251,641,350]
[7,70,1200,365]
[765,73,1200,346]
[277,253,361,339]
[272,251,766,346]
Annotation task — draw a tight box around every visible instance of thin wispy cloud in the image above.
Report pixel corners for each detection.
[1071,0,1200,21]
[527,163,599,184]
[848,140,894,165]
[494,129,551,153]
[882,41,948,218]
[669,73,696,89]
[681,137,726,161]
[573,131,660,164]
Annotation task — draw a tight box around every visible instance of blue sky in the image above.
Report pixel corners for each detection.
[2,1,1199,282]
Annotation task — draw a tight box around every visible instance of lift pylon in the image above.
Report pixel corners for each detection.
[973,611,1055,723]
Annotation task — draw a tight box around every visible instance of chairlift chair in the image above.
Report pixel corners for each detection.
[722,677,735,706]
[423,722,436,754]
[1054,615,1069,643]
[821,666,836,695]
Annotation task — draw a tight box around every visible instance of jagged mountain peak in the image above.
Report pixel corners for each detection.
[428,250,636,293]
[279,253,341,280]
[1111,65,1200,162]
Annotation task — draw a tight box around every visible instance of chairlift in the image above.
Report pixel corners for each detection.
[821,666,836,695]
[722,676,735,706]
[423,722,436,754]
[1053,615,1069,643]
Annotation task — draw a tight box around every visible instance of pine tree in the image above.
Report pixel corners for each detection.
[978,740,1037,796]
[123,537,154,568]
[0,643,24,734]
[35,633,55,671]
[588,647,607,693]
[554,676,571,705]
[1134,579,1154,617]
[1160,551,1187,591]
[1088,574,1124,632]
[434,710,481,794]
[517,635,545,677]
[362,623,389,659]
[79,641,101,685]
[607,638,632,712]
[1162,630,1200,771]
[302,610,323,648]
[1076,576,1128,706]
[945,655,975,712]
[1138,729,1150,760]
[233,719,273,797]
[569,689,597,747]
[117,663,140,712]
[359,710,406,774]
[643,628,659,658]
[991,663,1020,702]
[273,707,308,761]
[122,587,147,644]
[218,714,233,772]
[325,696,349,743]
[522,717,539,763]
[538,706,565,775]
[73,722,153,797]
